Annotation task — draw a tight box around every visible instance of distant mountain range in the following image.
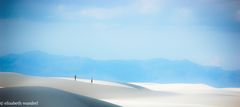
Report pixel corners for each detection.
[0,51,239,87]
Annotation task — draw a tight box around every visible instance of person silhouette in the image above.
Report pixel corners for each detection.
[74,75,76,81]
[91,77,93,83]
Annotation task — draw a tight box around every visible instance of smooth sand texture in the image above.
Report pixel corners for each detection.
[105,83,240,107]
[0,86,120,107]
[0,72,161,99]
[0,72,240,107]
[51,77,132,88]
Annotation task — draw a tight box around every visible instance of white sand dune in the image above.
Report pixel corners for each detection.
[0,86,120,107]
[0,72,240,107]
[51,77,131,88]
[0,72,159,99]
[221,88,240,92]
[105,83,240,107]
[131,83,217,94]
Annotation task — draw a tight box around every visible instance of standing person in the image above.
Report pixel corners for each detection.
[74,75,76,81]
[91,77,93,83]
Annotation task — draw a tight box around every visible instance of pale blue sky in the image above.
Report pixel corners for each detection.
[0,0,240,70]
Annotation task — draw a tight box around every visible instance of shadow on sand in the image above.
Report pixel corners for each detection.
[0,86,121,107]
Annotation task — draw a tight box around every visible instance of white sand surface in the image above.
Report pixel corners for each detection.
[131,83,218,94]
[102,83,240,107]
[0,72,240,107]
[221,88,240,92]
[51,77,131,88]
[0,72,155,99]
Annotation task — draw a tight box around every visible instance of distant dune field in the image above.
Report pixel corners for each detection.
[0,72,240,107]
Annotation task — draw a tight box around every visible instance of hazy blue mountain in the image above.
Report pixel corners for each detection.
[0,51,239,87]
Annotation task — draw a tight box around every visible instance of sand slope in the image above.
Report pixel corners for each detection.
[0,86,120,107]
[0,72,240,107]
[0,72,161,99]
[105,83,240,107]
